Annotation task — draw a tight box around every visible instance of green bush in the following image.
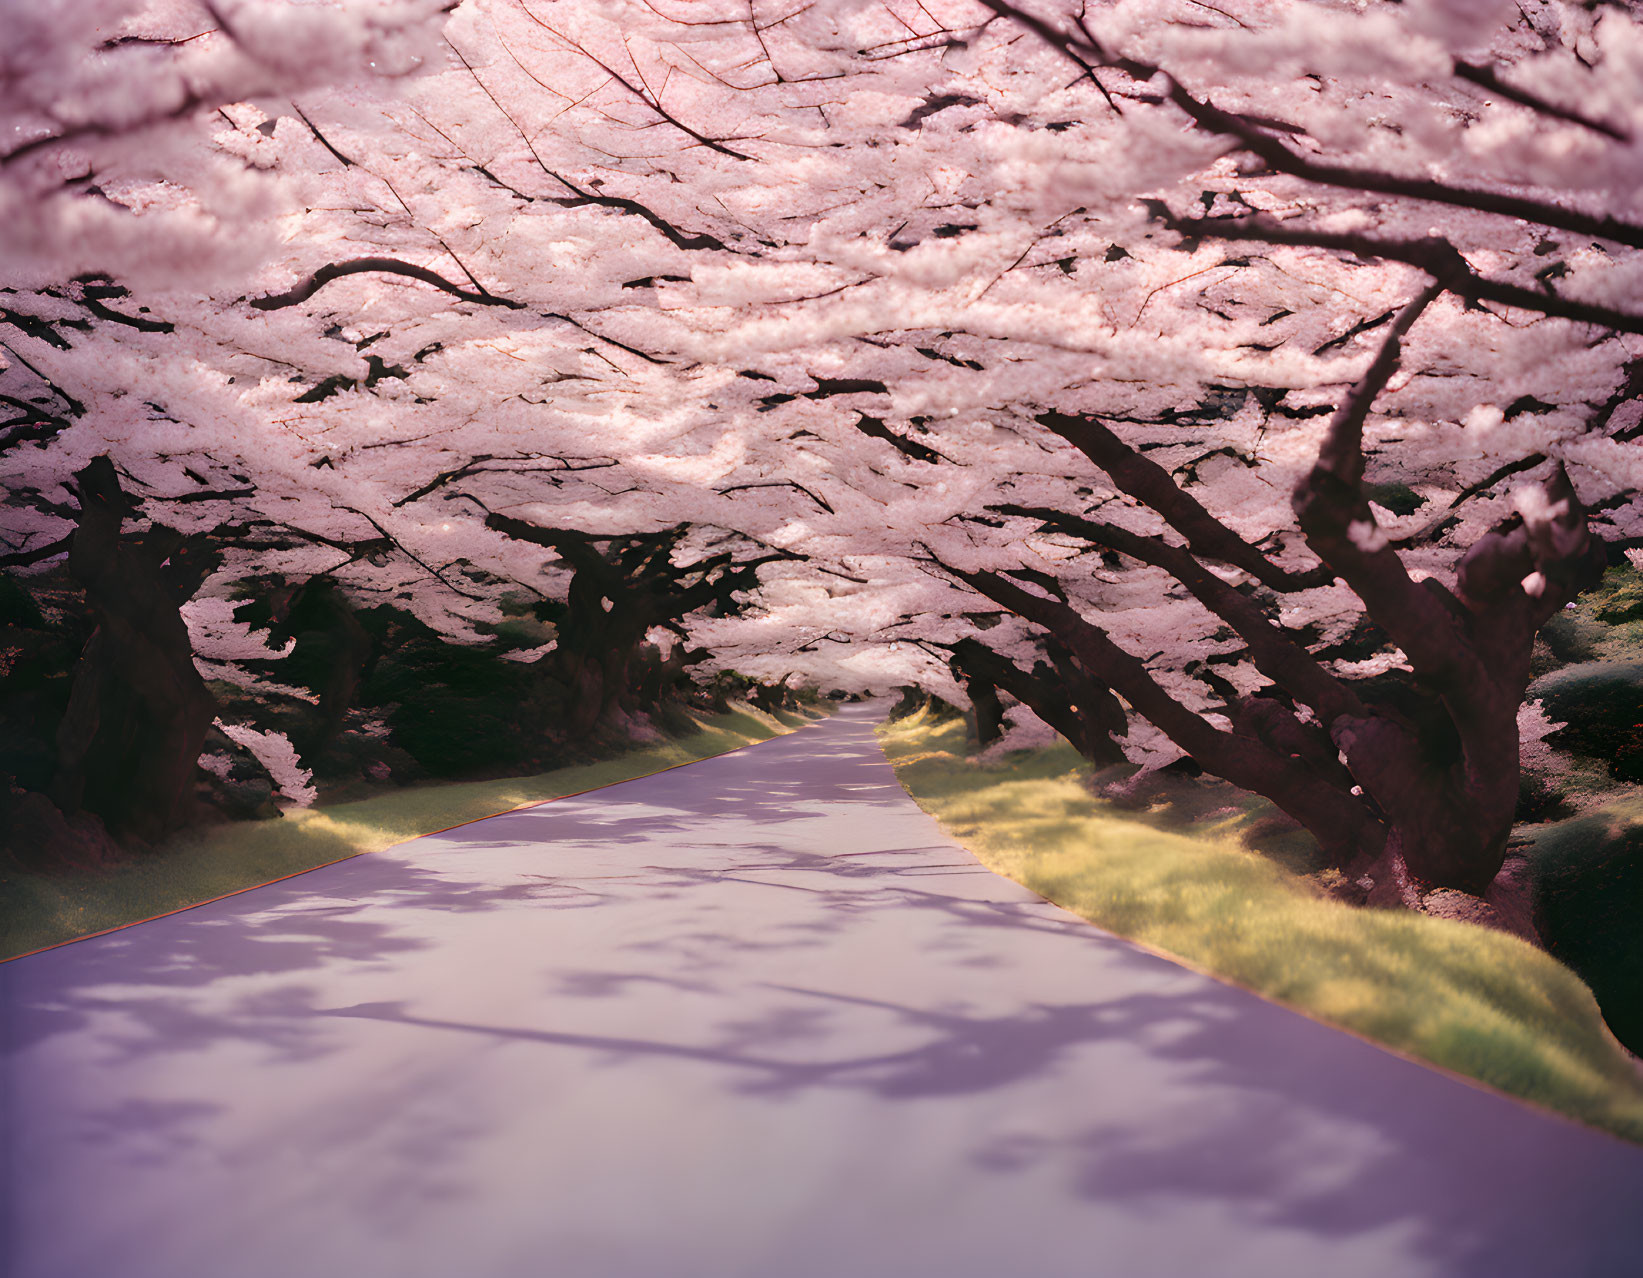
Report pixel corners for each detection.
[1525,799,1643,1057]
[1530,660,1643,781]
[354,605,545,777]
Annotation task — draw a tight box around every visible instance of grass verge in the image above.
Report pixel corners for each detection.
[879,709,1643,1145]
[2,704,816,962]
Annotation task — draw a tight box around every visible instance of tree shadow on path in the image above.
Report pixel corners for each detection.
[7,705,1641,1278]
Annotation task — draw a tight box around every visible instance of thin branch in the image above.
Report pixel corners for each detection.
[719,480,835,514]
[545,170,730,252]
[1152,76,1643,249]
[545,312,670,364]
[979,0,1643,248]
[516,2,755,160]
[1163,213,1643,333]
[151,487,256,504]
[0,341,85,416]
[1454,60,1628,143]
[1315,282,1445,488]
[1446,453,1548,511]
[1,92,206,168]
[292,105,357,166]
[339,505,491,601]
[0,533,74,568]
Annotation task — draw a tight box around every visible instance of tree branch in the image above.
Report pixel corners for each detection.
[249,259,527,311]
[516,3,755,160]
[1161,214,1643,333]
[938,555,1380,860]
[981,1,1643,247]
[1034,411,1336,592]
[993,503,1364,725]
[545,170,730,252]
[1314,282,1445,488]
[1453,60,1628,143]
[719,480,835,514]
[0,533,74,568]
[1291,289,1480,693]
[852,413,946,463]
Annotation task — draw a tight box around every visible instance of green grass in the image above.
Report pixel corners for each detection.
[1,705,816,962]
[879,710,1643,1145]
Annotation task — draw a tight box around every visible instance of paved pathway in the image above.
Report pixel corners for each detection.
[4,704,1642,1277]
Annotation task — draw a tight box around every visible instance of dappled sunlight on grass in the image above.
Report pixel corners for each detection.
[879,709,1643,1144]
[1,705,816,961]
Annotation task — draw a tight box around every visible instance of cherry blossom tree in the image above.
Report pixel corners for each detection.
[903,0,1643,906]
[1,0,454,843]
[7,0,1642,934]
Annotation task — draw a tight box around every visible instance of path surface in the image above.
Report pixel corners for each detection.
[4,704,1642,1278]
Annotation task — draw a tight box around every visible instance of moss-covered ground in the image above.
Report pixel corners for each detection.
[2,705,815,962]
[879,710,1643,1145]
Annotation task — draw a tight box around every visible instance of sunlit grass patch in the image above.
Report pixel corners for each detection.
[1,704,815,962]
[879,709,1643,1145]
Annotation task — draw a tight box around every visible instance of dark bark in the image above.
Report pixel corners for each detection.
[955,283,1606,901]
[1291,291,1605,893]
[994,503,1359,726]
[749,680,787,715]
[1155,215,1643,335]
[249,258,527,311]
[945,561,1386,872]
[486,517,783,739]
[978,1,1643,248]
[50,457,217,844]
[265,578,376,760]
[949,636,1127,763]
[1030,415,1335,592]
[637,642,697,710]
[965,425,1603,897]
[949,647,1005,746]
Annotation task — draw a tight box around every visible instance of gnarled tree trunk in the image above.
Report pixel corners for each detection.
[954,291,1605,903]
[51,457,216,844]
[267,577,376,761]
[485,516,788,743]
[950,636,1128,764]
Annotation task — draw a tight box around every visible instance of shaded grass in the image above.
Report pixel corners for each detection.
[1,705,816,962]
[880,710,1643,1145]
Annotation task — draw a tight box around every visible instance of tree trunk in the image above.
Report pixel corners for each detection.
[965,674,1005,745]
[562,653,605,739]
[276,579,375,760]
[50,457,216,844]
[950,637,1126,764]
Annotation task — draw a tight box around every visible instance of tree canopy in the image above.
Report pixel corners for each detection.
[4,0,1642,907]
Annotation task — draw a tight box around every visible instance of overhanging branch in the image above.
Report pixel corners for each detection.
[1034,411,1335,592]
[993,503,1364,725]
[250,258,528,311]
[1159,215,1643,334]
[980,1,1643,248]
